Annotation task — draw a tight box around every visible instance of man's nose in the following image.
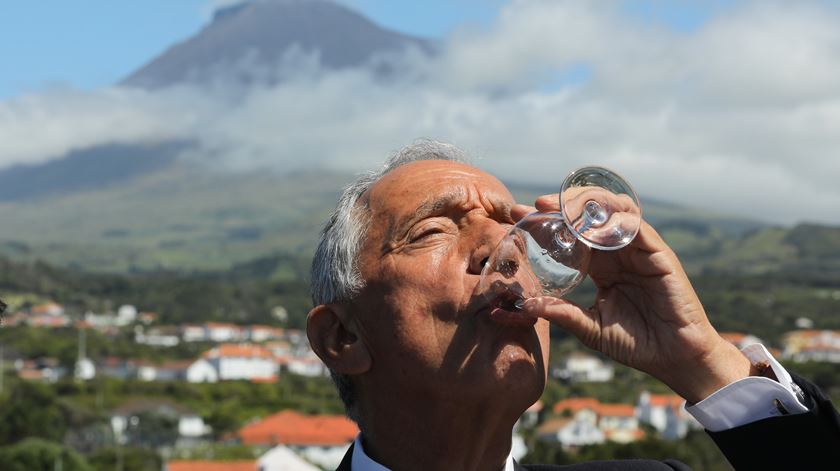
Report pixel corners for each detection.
[468,244,492,275]
[468,229,506,275]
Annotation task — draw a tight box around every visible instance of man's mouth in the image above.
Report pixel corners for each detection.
[484,291,536,327]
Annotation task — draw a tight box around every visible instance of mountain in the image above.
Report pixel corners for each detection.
[0,0,435,202]
[0,141,188,201]
[121,0,434,89]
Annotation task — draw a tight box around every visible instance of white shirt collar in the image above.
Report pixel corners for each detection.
[351,433,516,471]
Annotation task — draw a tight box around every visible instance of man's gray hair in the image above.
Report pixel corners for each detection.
[310,139,472,422]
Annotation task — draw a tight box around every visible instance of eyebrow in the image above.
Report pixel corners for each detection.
[382,188,512,252]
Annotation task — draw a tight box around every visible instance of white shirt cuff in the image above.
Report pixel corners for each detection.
[685,344,808,432]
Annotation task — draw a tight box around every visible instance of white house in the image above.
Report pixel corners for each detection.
[637,392,700,440]
[258,445,321,471]
[181,324,208,342]
[186,358,219,383]
[537,417,605,448]
[287,355,329,377]
[134,325,180,347]
[116,305,138,326]
[552,397,645,445]
[200,343,278,381]
[206,322,245,343]
[783,330,840,363]
[248,325,285,343]
[597,404,642,443]
[552,351,614,383]
[111,398,211,446]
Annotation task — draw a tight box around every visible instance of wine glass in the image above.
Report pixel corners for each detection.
[478,166,641,311]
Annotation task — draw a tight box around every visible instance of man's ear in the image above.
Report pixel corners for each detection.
[307,304,372,375]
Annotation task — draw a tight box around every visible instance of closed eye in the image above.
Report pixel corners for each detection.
[408,221,451,243]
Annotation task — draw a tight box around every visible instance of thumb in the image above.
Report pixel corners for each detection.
[521,296,600,346]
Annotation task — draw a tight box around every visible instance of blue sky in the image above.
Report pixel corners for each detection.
[0,0,734,99]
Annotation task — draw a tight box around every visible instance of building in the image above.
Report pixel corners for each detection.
[116,304,138,325]
[185,358,219,383]
[111,399,212,448]
[15,357,66,383]
[135,325,181,347]
[782,330,840,363]
[636,392,699,440]
[31,302,64,317]
[237,410,357,470]
[552,351,614,383]
[98,357,139,380]
[197,343,278,381]
[206,322,245,343]
[549,397,645,446]
[596,404,643,443]
[258,445,322,471]
[536,417,605,449]
[181,324,208,342]
[248,325,285,343]
[286,354,329,377]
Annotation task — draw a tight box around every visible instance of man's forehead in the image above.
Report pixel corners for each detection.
[366,160,509,210]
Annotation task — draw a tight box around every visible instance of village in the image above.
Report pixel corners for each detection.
[3,300,839,470]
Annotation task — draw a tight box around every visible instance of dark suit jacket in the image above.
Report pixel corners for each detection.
[335,374,840,470]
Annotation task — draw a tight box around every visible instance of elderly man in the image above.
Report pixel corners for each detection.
[307,141,839,470]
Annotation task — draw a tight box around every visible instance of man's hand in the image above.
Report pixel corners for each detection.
[512,195,751,404]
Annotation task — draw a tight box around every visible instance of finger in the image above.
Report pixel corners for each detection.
[511,204,536,222]
[629,220,670,254]
[535,194,560,212]
[521,296,600,347]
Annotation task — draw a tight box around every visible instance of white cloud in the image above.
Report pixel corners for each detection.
[1,0,840,224]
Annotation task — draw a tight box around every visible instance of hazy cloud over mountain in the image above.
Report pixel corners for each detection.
[1,0,839,223]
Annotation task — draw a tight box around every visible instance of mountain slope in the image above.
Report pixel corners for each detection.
[122,0,434,89]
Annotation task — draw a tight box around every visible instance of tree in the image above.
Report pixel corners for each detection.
[0,438,92,471]
[88,446,161,471]
[0,381,67,446]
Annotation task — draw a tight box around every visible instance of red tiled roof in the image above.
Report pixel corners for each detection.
[206,322,240,329]
[238,410,358,446]
[31,302,62,315]
[553,397,600,414]
[647,394,684,409]
[604,428,646,440]
[536,417,574,434]
[596,404,636,417]
[205,344,274,359]
[167,460,255,471]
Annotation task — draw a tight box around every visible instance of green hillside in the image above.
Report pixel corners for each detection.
[0,163,781,274]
